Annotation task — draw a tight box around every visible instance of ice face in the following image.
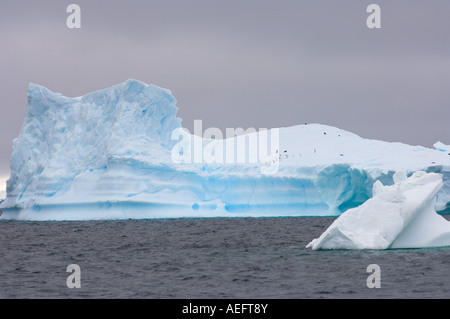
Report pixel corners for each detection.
[2,79,181,210]
[306,171,450,250]
[1,79,450,221]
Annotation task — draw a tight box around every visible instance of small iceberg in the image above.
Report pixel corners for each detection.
[307,170,450,250]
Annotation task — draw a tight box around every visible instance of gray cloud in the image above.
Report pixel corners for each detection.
[1,0,449,176]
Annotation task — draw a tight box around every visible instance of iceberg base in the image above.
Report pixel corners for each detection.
[0,202,332,221]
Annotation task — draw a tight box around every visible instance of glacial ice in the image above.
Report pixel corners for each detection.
[434,141,450,152]
[1,79,450,221]
[306,171,450,249]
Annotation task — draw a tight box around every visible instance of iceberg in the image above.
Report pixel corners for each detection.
[1,79,450,221]
[306,171,450,249]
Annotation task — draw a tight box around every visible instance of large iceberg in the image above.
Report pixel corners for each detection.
[306,171,450,249]
[1,79,450,221]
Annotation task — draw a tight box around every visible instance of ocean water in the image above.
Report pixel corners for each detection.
[1,215,450,299]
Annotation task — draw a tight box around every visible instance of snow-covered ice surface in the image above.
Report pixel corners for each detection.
[434,141,450,152]
[1,79,450,221]
[306,171,450,249]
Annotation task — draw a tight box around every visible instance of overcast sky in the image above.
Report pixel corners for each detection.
[0,0,449,178]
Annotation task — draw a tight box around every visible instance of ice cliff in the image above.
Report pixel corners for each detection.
[1,79,449,221]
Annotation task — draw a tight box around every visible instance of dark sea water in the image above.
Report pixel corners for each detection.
[1,216,450,299]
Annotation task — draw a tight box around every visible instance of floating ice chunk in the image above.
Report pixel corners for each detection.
[306,171,450,250]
